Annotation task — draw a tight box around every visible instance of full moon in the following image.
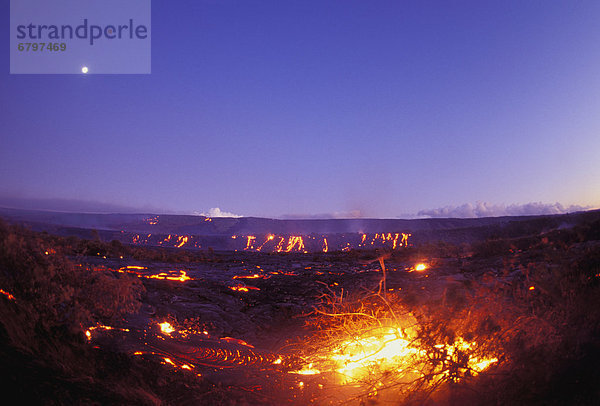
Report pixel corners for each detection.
[81,66,89,74]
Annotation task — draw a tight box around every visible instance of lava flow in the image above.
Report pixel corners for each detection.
[87,320,288,373]
[229,284,260,292]
[291,322,498,390]
[92,265,194,282]
[0,288,16,301]
[129,232,412,252]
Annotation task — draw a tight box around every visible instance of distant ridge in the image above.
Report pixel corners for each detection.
[1,206,598,239]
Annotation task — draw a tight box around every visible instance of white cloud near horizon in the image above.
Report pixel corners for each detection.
[418,202,593,219]
[194,207,243,218]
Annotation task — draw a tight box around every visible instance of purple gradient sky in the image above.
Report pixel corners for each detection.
[1,1,600,218]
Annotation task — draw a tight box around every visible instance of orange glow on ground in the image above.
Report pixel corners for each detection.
[99,266,193,283]
[159,321,175,335]
[0,289,16,301]
[244,236,256,250]
[286,236,306,252]
[414,263,428,271]
[291,326,498,385]
[129,231,412,252]
[229,284,260,292]
[175,236,189,248]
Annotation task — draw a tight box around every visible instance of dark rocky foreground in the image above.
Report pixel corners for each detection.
[1,214,600,404]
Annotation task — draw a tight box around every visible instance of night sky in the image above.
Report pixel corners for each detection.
[1,1,599,218]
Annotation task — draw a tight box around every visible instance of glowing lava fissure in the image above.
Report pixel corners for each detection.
[128,232,412,253]
[86,320,298,373]
[79,251,503,404]
[284,288,501,403]
[91,264,193,282]
[85,307,499,403]
[0,288,16,301]
[290,325,498,384]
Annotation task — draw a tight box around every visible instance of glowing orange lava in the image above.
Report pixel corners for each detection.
[175,236,189,248]
[291,325,498,384]
[0,289,16,301]
[229,284,260,292]
[159,321,175,335]
[85,324,130,341]
[244,236,256,250]
[256,235,275,251]
[286,236,306,252]
[94,265,193,283]
[233,273,270,280]
[220,336,255,348]
[129,231,412,252]
[144,216,159,225]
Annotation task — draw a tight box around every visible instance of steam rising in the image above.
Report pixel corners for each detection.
[418,202,592,219]
[195,207,243,218]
